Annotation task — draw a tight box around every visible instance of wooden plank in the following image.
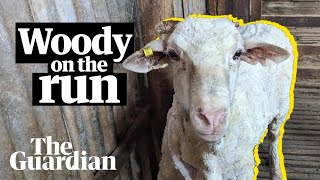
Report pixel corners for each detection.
[291,110,320,116]
[257,174,269,179]
[257,178,269,180]
[291,114,320,119]
[262,16,320,27]
[219,0,233,15]
[294,100,320,106]
[296,78,320,85]
[298,55,320,69]
[283,134,320,141]
[232,0,250,22]
[295,98,320,105]
[136,135,153,180]
[257,171,270,178]
[250,0,262,21]
[261,159,320,168]
[258,72,320,179]
[258,155,320,166]
[259,171,320,180]
[182,0,206,16]
[93,108,149,179]
[294,98,320,104]
[285,123,320,131]
[282,139,320,147]
[259,165,320,179]
[286,173,320,180]
[290,105,320,111]
[297,68,320,80]
[284,144,320,150]
[264,2,320,9]
[259,143,320,176]
[284,154,320,162]
[207,0,233,15]
[295,88,320,95]
[207,0,217,15]
[260,145,320,155]
[288,120,320,126]
[263,0,294,1]
[136,0,175,42]
[293,97,320,103]
[289,116,320,123]
[294,0,320,1]
[288,119,320,125]
[135,1,176,178]
[173,0,184,17]
[294,104,320,110]
[294,95,320,101]
[289,27,320,34]
[260,165,320,174]
[295,84,320,90]
[294,92,320,99]
[294,36,320,46]
[298,46,320,56]
[262,1,320,16]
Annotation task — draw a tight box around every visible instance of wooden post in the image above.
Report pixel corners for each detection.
[93,108,150,180]
[250,0,261,21]
[232,0,250,22]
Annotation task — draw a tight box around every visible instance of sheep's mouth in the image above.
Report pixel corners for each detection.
[197,131,224,142]
[199,131,219,135]
[198,132,222,136]
[196,127,226,136]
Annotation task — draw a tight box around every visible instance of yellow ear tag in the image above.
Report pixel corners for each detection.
[143,47,153,57]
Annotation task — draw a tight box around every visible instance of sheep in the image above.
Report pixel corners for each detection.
[122,17,294,180]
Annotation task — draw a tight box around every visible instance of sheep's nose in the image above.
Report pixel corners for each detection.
[198,109,228,128]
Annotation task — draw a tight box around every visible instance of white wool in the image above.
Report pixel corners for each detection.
[158,18,293,179]
[172,155,192,180]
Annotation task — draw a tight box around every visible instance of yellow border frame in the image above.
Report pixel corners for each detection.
[162,14,298,180]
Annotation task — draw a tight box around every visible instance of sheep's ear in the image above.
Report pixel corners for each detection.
[240,43,290,66]
[122,39,169,73]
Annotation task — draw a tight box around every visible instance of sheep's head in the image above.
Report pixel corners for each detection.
[123,18,290,142]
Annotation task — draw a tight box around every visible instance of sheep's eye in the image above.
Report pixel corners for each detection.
[233,50,242,60]
[168,49,179,60]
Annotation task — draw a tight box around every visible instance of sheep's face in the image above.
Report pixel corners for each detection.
[166,19,243,142]
[123,18,289,142]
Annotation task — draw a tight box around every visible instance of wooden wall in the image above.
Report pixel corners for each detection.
[0,0,147,179]
[259,0,320,179]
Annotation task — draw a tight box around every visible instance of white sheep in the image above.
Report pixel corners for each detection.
[123,17,294,180]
